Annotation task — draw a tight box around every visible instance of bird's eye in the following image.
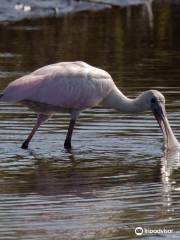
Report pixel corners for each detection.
[151,98,156,103]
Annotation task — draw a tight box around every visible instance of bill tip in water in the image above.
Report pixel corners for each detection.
[164,132,180,150]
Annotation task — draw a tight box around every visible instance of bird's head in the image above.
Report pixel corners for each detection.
[140,90,179,149]
[140,89,165,110]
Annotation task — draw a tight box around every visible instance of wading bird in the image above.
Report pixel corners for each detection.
[0,61,179,149]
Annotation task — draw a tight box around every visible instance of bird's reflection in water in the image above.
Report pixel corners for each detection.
[27,148,98,197]
[143,0,154,29]
[65,148,76,163]
[161,147,180,211]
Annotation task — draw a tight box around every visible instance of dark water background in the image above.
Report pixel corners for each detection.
[0,0,180,239]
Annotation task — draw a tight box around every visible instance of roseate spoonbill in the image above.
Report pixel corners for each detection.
[0,61,179,149]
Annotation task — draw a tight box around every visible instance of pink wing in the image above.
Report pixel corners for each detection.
[1,62,114,110]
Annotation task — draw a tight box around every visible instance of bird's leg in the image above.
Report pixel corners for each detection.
[21,114,49,149]
[64,119,76,149]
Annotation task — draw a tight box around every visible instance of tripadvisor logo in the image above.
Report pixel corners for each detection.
[135,227,173,236]
[135,227,143,236]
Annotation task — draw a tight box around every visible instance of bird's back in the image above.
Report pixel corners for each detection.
[1,61,114,110]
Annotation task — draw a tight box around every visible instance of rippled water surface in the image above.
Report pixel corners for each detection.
[0,1,180,239]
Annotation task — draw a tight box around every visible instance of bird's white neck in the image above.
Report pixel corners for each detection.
[101,86,148,113]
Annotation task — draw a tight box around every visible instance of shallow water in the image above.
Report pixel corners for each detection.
[0,1,180,239]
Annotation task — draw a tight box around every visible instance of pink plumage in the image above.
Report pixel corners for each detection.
[1,61,113,110]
